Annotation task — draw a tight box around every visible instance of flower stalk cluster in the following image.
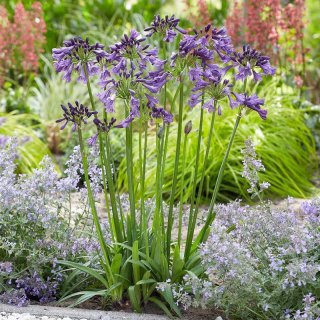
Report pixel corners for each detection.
[52,14,275,313]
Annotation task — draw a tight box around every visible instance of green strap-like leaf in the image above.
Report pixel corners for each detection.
[128,285,142,313]
[57,260,109,288]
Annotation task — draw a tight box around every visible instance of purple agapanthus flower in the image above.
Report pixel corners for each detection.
[188,63,236,114]
[52,37,103,83]
[108,29,160,74]
[170,24,233,71]
[231,45,276,82]
[149,106,173,124]
[232,92,267,119]
[56,101,97,131]
[144,14,186,42]
[97,67,169,116]
[94,29,172,128]
[96,50,170,127]
[211,26,233,55]
[114,114,135,128]
[192,24,233,57]
[170,33,215,71]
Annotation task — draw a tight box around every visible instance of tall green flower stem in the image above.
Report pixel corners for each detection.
[199,108,242,243]
[83,64,123,243]
[139,103,149,259]
[188,107,204,211]
[124,100,136,244]
[160,83,183,213]
[103,110,126,240]
[77,127,114,283]
[194,79,248,248]
[152,123,165,250]
[166,78,184,259]
[184,108,216,261]
[178,128,188,248]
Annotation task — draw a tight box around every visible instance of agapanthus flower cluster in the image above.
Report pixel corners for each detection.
[230,45,276,82]
[56,101,97,131]
[94,30,172,127]
[52,36,103,83]
[170,198,320,319]
[170,31,212,72]
[169,23,234,73]
[0,138,108,306]
[180,25,272,119]
[145,14,186,42]
[232,92,267,119]
[188,63,235,114]
[241,137,270,196]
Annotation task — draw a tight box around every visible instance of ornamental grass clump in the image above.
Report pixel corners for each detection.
[52,16,275,316]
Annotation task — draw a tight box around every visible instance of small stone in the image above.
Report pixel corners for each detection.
[215,317,223,320]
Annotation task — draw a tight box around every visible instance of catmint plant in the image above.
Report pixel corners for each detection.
[0,138,103,306]
[241,137,270,199]
[163,144,320,319]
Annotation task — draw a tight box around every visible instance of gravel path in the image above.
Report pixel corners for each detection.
[0,313,87,320]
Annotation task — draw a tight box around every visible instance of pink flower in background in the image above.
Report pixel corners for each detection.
[294,75,303,88]
[0,2,46,83]
[226,0,308,75]
[225,2,244,49]
[226,0,283,58]
[184,0,211,30]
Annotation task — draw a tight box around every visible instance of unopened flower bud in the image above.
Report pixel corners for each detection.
[184,120,192,135]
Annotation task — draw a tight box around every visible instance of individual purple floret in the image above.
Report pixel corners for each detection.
[149,106,173,124]
[232,92,267,119]
[188,63,236,114]
[144,14,186,42]
[211,26,234,55]
[56,101,97,131]
[52,36,103,83]
[231,45,276,82]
